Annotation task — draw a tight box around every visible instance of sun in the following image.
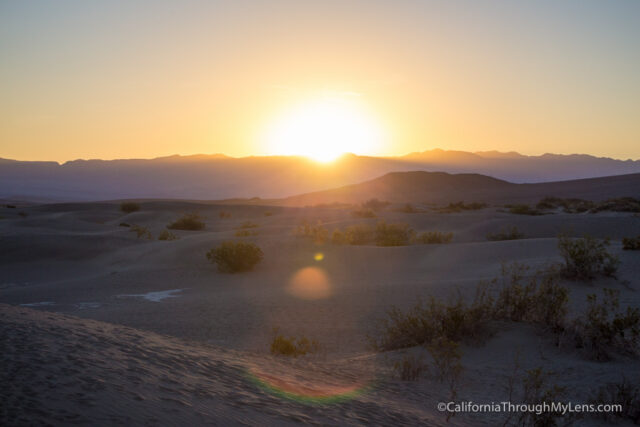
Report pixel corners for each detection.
[263,97,384,162]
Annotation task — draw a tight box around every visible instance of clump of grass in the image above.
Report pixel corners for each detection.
[506,204,544,216]
[130,224,152,239]
[120,201,140,213]
[158,229,178,241]
[623,236,640,250]
[414,231,453,244]
[557,234,619,280]
[435,201,488,213]
[206,241,263,273]
[343,223,375,245]
[569,289,640,361]
[486,226,525,241]
[393,354,428,381]
[219,211,232,219]
[270,329,319,357]
[294,221,329,244]
[167,213,205,231]
[375,221,414,246]
[351,207,377,218]
[361,198,391,211]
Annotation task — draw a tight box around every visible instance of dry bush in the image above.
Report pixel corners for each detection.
[414,231,453,244]
[119,222,130,227]
[486,226,525,241]
[427,337,463,420]
[435,201,488,213]
[623,236,640,250]
[558,234,619,280]
[168,213,205,231]
[398,203,418,213]
[238,221,259,229]
[375,221,414,246]
[361,198,391,211]
[517,367,567,427]
[264,211,273,217]
[219,211,232,219]
[568,289,640,361]
[589,377,640,423]
[206,241,263,273]
[120,201,140,213]
[158,229,178,241]
[393,354,428,381]
[591,197,640,213]
[506,204,544,216]
[270,330,319,357]
[235,229,258,237]
[130,224,152,239]
[331,229,345,244]
[343,223,375,245]
[294,221,329,244]
[351,208,377,218]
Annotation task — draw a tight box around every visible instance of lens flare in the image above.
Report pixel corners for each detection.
[287,267,332,300]
[314,252,324,261]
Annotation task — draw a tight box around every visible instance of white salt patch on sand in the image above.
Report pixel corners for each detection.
[117,289,185,303]
[20,301,56,307]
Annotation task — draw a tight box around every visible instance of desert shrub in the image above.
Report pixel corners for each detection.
[536,197,594,213]
[130,224,152,239]
[436,201,488,213]
[264,211,273,217]
[294,221,329,244]
[361,198,391,211]
[5,204,16,209]
[343,223,374,245]
[393,354,428,381]
[270,331,319,357]
[428,337,463,420]
[351,207,377,218]
[206,241,263,273]
[158,229,178,241]
[331,229,345,244]
[493,263,568,330]
[570,289,640,361]
[18,211,28,218]
[168,213,205,231]
[370,288,494,351]
[235,229,258,237]
[623,236,640,250]
[507,204,544,216]
[219,211,232,219]
[414,231,453,244]
[558,234,619,280]
[119,222,130,227]
[486,226,525,241]
[589,377,640,423]
[238,221,259,229]
[375,221,414,246]
[517,367,567,427]
[398,203,418,213]
[120,201,140,213]
[591,197,640,213]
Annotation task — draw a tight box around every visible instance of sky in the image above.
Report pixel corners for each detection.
[1,0,639,162]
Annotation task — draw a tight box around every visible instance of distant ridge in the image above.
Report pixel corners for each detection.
[1,149,639,202]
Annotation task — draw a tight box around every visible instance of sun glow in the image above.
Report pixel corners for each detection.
[263,97,384,162]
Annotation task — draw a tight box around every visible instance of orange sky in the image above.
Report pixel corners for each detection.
[1,1,639,162]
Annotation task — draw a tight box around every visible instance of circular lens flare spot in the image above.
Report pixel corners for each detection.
[314,252,324,261]
[288,267,332,300]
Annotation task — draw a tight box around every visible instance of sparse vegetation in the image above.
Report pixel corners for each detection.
[536,196,640,213]
[120,201,140,213]
[235,229,258,237]
[569,289,640,361]
[158,229,178,241]
[361,198,391,211]
[167,213,205,231]
[375,221,414,246]
[130,224,152,239]
[517,367,567,427]
[18,211,28,218]
[351,207,377,218]
[238,221,259,229]
[342,223,375,245]
[263,211,273,216]
[206,241,263,273]
[393,354,428,381]
[398,203,419,213]
[435,201,488,213]
[506,204,544,216]
[270,329,319,357]
[294,221,329,244]
[119,222,130,227]
[486,226,525,241]
[623,236,640,250]
[413,231,453,244]
[557,234,619,280]
[591,197,640,213]
[5,204,16,209]
[219,211,232,219]
[589,377,640,423]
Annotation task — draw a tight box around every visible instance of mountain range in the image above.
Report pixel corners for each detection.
[1,149,639,202]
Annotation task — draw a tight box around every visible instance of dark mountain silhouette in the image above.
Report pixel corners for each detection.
[1,150,639,202]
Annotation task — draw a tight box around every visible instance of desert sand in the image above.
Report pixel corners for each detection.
[2,196,640,425]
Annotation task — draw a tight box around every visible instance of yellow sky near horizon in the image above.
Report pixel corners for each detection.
[1,1,639,163]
